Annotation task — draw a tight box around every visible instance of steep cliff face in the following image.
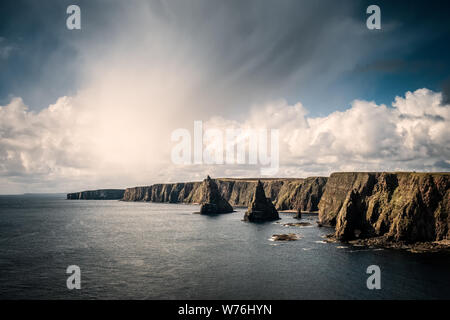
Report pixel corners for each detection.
[121,187,149,201]
[275,177,327,212]
[122,183,201,202]
[318,172,450,243]
[216,179,285,207]
[67,189,125,200]
[121,178,328,211]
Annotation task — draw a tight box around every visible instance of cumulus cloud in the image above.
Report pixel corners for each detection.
[0,96,92,192]
[200,88,450,177]
[1,88,449,193]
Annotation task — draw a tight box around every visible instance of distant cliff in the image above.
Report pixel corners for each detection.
[318,172,450,243]
[122,178,328,211]
[67,189,125,200]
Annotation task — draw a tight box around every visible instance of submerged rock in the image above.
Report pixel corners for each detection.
[270,233,300,241]
[283,222,312,227]
[244,180,280,222]
[199,176,234,214]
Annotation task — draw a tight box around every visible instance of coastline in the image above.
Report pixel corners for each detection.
[66,172,450,253]
[323,234,450,253]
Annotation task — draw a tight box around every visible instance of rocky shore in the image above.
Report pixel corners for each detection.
[323,234,450,253]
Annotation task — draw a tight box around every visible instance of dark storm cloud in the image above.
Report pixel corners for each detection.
[1,0,450,111]
[2,0,449,114]
[1,0,450,193]
[0,0,116,108]
[106,0,411,116]
[0,0,403,114]
[166,0,351,81]
[0,0,79,108]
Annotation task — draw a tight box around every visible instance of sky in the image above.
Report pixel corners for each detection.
[0,0,449,193]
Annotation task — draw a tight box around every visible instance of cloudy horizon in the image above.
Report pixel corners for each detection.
[1,0,449,193]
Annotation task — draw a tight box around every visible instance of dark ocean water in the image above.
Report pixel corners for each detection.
[0,194,449,300]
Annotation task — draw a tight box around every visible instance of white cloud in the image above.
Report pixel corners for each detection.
[1,88,448,193]
[201,88,450,177]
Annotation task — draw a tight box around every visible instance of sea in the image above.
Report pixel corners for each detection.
[0,194,449,299]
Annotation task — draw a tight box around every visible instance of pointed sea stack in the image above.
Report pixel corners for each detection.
[244,180,280,222]
[199,176,234,214]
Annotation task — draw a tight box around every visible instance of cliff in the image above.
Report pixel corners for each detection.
[121,177,328,211]
[318,172,450,243]
[66,172,450,249]
[122,182,201,203]
[275,177,328,211]
[67,189,125,200]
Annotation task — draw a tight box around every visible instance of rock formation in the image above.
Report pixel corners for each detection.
[270,233,299,241]
[244,180,280,222]
[67,189,125,200]
[199,176,234,214]
[282,222,311,227]
[119,177,328,211]
[318,172,450,243]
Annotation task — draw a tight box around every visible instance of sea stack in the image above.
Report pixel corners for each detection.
[244,180,280,222]
[294,209,302,219]
[199,176,234,214]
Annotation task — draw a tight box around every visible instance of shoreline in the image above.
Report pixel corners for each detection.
[65,172,450,254]
[323,234,450,253]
